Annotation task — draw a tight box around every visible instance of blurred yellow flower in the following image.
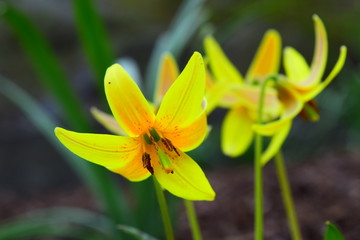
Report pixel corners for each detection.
[55,52,215,201]
[204,30,283,158]
[253,15,347,165]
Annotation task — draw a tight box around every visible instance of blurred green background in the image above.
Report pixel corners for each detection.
[0,0,359,239]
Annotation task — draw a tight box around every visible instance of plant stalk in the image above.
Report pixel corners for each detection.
[184,200,202,240]
[153,177,175,240]
[274,152,302,240]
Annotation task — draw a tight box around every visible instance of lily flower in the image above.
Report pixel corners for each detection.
[253,15,347,164]
[204,30,283,158]
[55,52,215,201]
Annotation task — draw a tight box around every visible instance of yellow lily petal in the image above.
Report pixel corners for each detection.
[161,113,207,152]
[154,53,179,105]
[301,46,347,101]
[253,85,303,136]
[105,64,155,137]
[261,121,292,166]
[155,52,205,132]
[90,107,126,136]
[152,148,215,201]
[246,30,282,82]
[205,81,233,114]
[221,107,254,157]
[204,36,244,83]
[234,84,282,119]
[283,47,310,83]
[54,128,150,181]
[292,15,328,90]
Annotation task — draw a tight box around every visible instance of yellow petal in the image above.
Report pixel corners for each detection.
[253,85,303,136]
[54,127,150,181]
[152,147,215,201]
[204,36,244,83]
[153,53,179,105]
[221,107,254,157]
[283,47,310,83]
[105,64,155,137]
[261,121,292,166]
[301,46,347,101]
[246,30,282,82]
[234,84,282,119]
[155,52,205,132]
[205,81,233,114]
[161,113,207,152]
[90,107,127,136]
[291,15,328,90]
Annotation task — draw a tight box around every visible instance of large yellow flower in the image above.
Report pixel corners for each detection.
[253,15,347,164]
[55,52,215,201]
[204,30,283,158]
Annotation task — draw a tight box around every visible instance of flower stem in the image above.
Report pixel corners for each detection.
[184,200,202,240]
[274,152,302,240]
[153,177,175,240]
[254,75,276,240]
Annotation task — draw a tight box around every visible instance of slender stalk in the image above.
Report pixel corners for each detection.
[184,200,202,240]
[254,76,276,240]
[153,177,175,240]
[274,152,302,240]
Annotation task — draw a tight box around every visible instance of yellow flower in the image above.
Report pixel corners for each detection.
[253,15,347,165]
[204,30,283,158]
[55,52,215,201]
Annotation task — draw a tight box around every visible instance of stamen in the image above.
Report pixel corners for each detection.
[143,134,153,145]
[149,128,161,142]
[162,138,180,156]
[142,152,154,174]
[299,100,319,122]
[157,148,174,174]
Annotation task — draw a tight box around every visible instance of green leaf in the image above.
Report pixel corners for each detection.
[0,207,113,240]
[144,0,208,99]
[324,221,345,240]
[0,3,90,131]
[0,75,131,239]
[72,0,114,90]
[118,225,159,240]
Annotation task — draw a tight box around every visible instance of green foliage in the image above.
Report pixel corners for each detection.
[72,0,114,91]
[324,221,345,240]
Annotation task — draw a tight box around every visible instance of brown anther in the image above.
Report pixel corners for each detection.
[142,152,154,174]
[162,138,180,156]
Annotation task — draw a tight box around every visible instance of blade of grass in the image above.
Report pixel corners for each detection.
[144,0,207,99]
[0,75,130,238]
[324,221,345,240]
[0,3,89,131]
[72,0,114,91]
[0,207,113,240]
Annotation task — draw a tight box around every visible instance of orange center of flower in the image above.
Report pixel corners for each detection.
[142,128,179,175]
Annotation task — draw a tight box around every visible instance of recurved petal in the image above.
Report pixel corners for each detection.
[90,107,127,136]
[246,30,282,83]
[105,64,155,137]
[205,81,233,114]
[155,52,205,132]
[204,36,244,83]
[161,112,207,152]
[283,47,310,83]
[154,53,179,105]
[253,85,303,136]
[221,107,254,157]
[291,15,328,90]
[261,121,292,166]
[152,149,215,201]
[301,46,347,101]
[54,128,150,181]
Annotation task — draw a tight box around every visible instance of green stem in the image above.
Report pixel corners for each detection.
[254,76,276,240]
[184,200,202,240]
[274,152,302,240]
[153,177,175,240]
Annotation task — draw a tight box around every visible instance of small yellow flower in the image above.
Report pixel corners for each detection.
[55,52,215,201]
[204,30,283,158]
[253,16,347,164]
